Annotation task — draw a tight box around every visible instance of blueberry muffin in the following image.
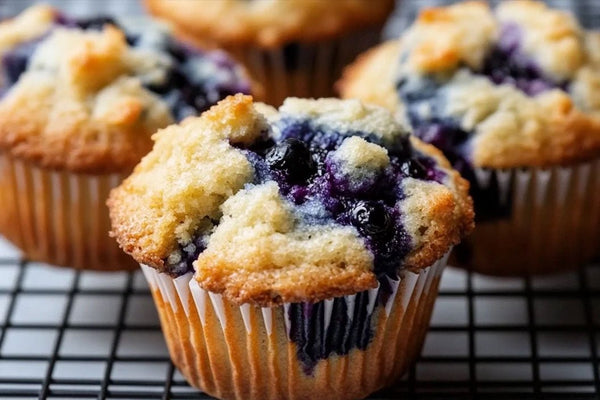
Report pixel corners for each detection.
[339,1,600,275]
[108,94,473,400]
[0,5,254,270]
[144,0,395,106]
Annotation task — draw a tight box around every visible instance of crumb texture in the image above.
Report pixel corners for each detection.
[144,0,394,47]
[0,7,252,173]
[339,1,600,168]
[109,95,473,305]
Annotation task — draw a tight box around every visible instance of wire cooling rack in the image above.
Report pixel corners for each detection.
[0,236,598,400]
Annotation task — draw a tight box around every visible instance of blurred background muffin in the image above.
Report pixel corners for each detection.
[0,5,255,270]
[145,0,395,106]
[339,0,600,275]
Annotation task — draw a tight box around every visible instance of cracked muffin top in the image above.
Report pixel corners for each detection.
[338,0,600,169]
[0,5,253,173]
[108,95,473,306]
[144,0,395,48]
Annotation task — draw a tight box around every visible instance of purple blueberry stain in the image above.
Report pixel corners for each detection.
[0,12,251,119]
[288,290,376,374]
[395,22,570,223]
[0,10,249,276]
[163,232,207,277]
[232,118,445,372]
[1,38,41,91]
[242,118,445,278]
[481,23,566,96]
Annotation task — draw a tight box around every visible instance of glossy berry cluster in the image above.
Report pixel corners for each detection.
[244,119,443,278]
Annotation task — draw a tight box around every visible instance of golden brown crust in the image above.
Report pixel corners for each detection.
[109,95,474,306]
[0,90,159,174]
[339,40,600,168]
[0,8,258,174]
[0,4,56,58]
[336,40,401,113]
[0,25,169,173]
[144,0,394,48]
[403,138,475,271]
[402,1,497,74]
[472,92,600,168]
[108,95,260,270]
[198,261,377,307]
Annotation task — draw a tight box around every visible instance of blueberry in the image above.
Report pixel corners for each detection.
[400,159,428,180]
[77,16,119,31]
[351,201,392,237]
[266,138,316,183]
[144,69,185,94]
[167,41,187,63]
[3,49,30,85]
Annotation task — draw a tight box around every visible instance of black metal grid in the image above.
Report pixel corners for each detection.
[0,238,598,399]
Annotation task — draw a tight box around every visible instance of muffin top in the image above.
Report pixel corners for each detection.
[339,1,600,169]
[109,94,473,306]
[144,0,395,48]
[0,5,253,173]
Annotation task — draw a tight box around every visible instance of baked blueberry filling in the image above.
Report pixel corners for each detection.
[1,39,40,90]
[396,22,565,222]
[288,263,407,374]
[0,14,251,119]
[401,95,512,222]
[160,117,448,373]
[481,23,565,96]
[243,119,443,278]
[164,235,207,278]
[288,291,375,374]
[141,43,251,120]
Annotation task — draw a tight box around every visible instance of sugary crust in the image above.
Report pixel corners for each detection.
[399,1,587,80]
[401,1,497,74]
[195,182,377,306]
[339,38,600,168]
[0,7,258,174]
[0,4,55,56]
[108,95,261,268]
[109,95,473,306]
[403,138,474,271]
[496,0,584,81]
[0,26,173,173]
[144,0,394,48]
[458,77,600,168]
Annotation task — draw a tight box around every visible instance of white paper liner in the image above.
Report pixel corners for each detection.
[462,159,600,275]
[225,27,381,106]
[0,152,134,270]
[141,251,450,400]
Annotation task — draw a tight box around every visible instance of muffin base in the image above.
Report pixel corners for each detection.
[0,152,136,270]
[141,253,448,400]
[452,159,600,275]
[217,27,381,106]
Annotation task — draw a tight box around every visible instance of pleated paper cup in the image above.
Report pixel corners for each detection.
[452,159,600,276]
[0,152,136,270]
[219,27,381,106]
[141,252,449,400]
